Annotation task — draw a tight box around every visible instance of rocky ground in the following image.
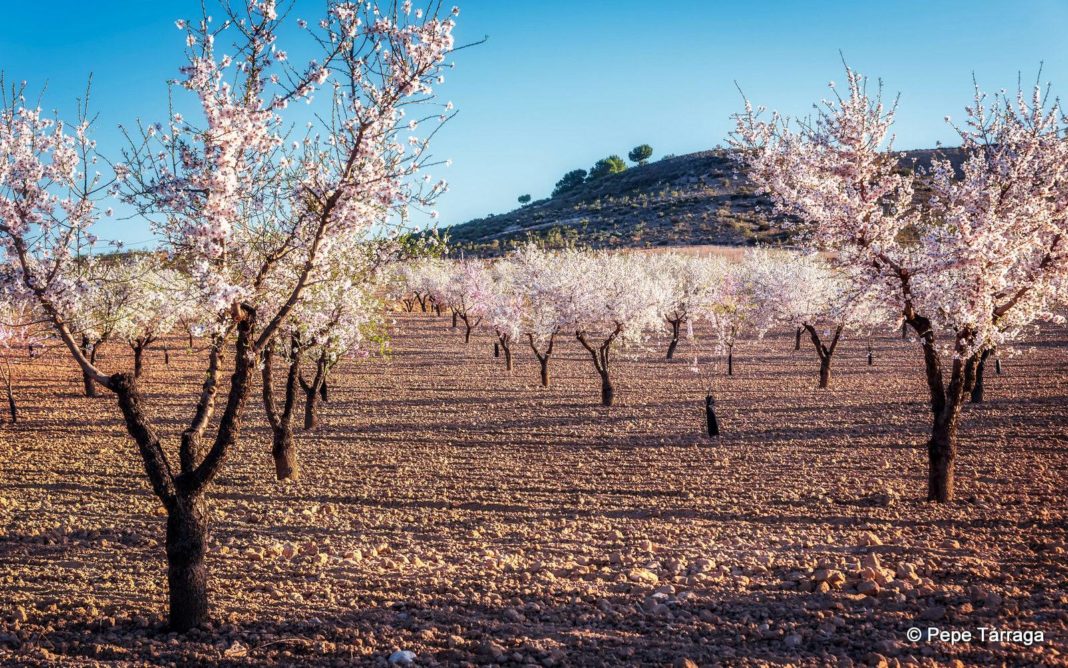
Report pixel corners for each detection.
[0,312,1065,667]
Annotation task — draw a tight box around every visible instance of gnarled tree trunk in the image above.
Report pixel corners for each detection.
[666,318,682,359]
[261,337,301,481]
[577,327,620,407]
[165,494,209,632]
[81,336,99,397]
[299,349,330,431]
[803,323,843,389]
[795,326,802,351]
[496,332,512,372]
[970,348,991,403]
[1,360,15,424]
[528,333,555,387]
[906,313,967,503]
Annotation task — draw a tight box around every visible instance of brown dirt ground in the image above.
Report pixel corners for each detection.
[0,312,1066,667]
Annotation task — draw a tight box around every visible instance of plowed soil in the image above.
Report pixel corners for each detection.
[1,312,1066,666]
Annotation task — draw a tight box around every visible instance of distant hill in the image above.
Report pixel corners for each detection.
[443,147,965,256]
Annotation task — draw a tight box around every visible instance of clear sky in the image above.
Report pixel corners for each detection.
[2,0,1066,244]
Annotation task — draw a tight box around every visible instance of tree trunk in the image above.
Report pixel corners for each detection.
[962,355,977,393]
[272,426,298,480]
[464,322,474,343]
[133,345,145,378]
[503,343,512,372]
[451,311,458,328]
[577,331,618,407]
[301,351,329,431]
[81,337,98,397]
[795,327,802,351]
[188,332,194,349]
[906,313,965,503]
[666,319,681,359]
[727,349,733,377]
[927,415,958,503]
[529,333,555,388]
[995,357,1001,375]
[434,304,442,317]
[493,342,499,358]
[804,323,842,389]
[262,340,301,481]
[970,349,990,403]
[164,347,170,366]
[2,363,15,424]
[705,393,719,437]
[600,371,614,407]
[303,388,319,431]
[818,357,831,389]
[165,495,210,632]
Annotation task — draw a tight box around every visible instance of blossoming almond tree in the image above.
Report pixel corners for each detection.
[479,260,523,372]
[110,255,194,377]
[261,243,388,480]
[444,258,491,343]
[732,67,1068,502]
[744,248,887,388]
[1,0,460,631]
[563,251,670,406]
[697,258,752,377]
[507,244,570,387]
[0,291,43,423]
[651,252,721,360]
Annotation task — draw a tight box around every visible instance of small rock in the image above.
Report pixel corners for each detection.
[627,568,659,585]
[223,641,248,658]
[859,532,883,547]
[858,580,880,596]
[388,649,416,665]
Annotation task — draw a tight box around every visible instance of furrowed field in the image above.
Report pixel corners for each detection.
[3,1,1068,666]
[1,310,1065,666]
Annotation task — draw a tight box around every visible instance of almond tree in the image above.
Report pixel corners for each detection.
[111,255,193,377]
[652,252,720,359]
[0,291,43,423]
[0,0,459,630]
[698,258,752,377]
[444,259,490,343]
[508,244,570,386]
[733,67,1068,502]
[745,248,887,388]
[262,245,387,479]
[479,260,523,372]
[563,251,669,406]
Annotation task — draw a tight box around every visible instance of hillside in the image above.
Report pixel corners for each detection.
[444,147,964,256]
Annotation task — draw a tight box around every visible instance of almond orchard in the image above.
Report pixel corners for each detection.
[0,2,1066,666]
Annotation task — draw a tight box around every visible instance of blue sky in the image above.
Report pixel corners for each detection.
[2,0,1066,244]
